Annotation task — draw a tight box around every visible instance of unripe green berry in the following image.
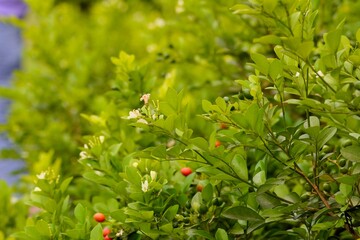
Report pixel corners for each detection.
[323,183,331,192]
[339,159,347,167]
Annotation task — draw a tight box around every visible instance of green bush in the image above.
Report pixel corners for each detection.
[0,181,28,239]
[4,0,360,239]
[3,0,258,179]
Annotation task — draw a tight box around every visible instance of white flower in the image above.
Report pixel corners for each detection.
[140,93,151,104]
[141,180,149,192]
[146,44,157,53]
[295,72,300,77]
[116,229,124,237]
[11,196,19,204]
[36,171,46,179]
[99,135,105,143]
[148,18,166,30]
[316,70,324,77]
[137,118,148,125]
[34,187,41,192]
[132,162,139,168]
[80,151,88,159]
[175,0,184,13]
[166,139,176,148]
[128,109,141,119]
[95,171,104,176]
[154,18,165,27]
[150,171,157,181]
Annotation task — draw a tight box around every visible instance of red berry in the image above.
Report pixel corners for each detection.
[104,235,112,240]
[103,227,111,237]
[181,167,192,176]
[220,123,228,129]
[215,140,221,148]
[196,184,203,192]
[93,212,106,222]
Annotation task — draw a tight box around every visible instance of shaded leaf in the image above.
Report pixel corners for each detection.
[163,205,179,222]
[215,228,228,240]
[231,154,248,181]
[317,127,337,149]
[222,206,264,221]
[341,145,360,162]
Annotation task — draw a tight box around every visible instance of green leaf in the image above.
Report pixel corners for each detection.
[253,35,281,45]
[317,127,337,148]
[196,166,224,176]
[274,185,289,199]
[151,145,167,159]
[35,220,51,237]
[74,203,86,223]
[215,97,227,112]
[253,171,266,186]
[349,54,360,66]
[304,116,320,128]
[109,143,122,156]
[10,232,31,240]
[61,195,71,214]
[90,224,103,240]
[159,102,177,116]
[166,88,181,111]
[189,229,214,240]
[282,37,301,54]
[60,177,73,193]
[208,173,239,181]
[263,0,278,13]
[83,172,118,187]
[335,192,346,205]
[312,221,336,231]
[202,100,213,112]
[125,166,141,186]
[222,206,264,221]
[107,198,119,212]
[256,193,281,209]
[190,137,209,151]
[324,29,342,53]
[246,103,264,135]
[202,184,213,202]
[340,183,352,197]
[269,59,283,80]
[336,175,358,185]
[139,223,159,239]
[24,226,41,240]
[231,154,248,181]
[356,28,360,43]
[65,229,84,239]
[191,192,202,212]
[290,140,309,157]
[230,113,249,129]
[141,210,155,220]
[215,228,228,240]
[251,53,269,75]
[111,209,126,222]
[298,41,314,59]
[341,145,360,162]
[160,222,173,233]
[163,205,179,222]
[43,198,57,213]
[230,4,258,15]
